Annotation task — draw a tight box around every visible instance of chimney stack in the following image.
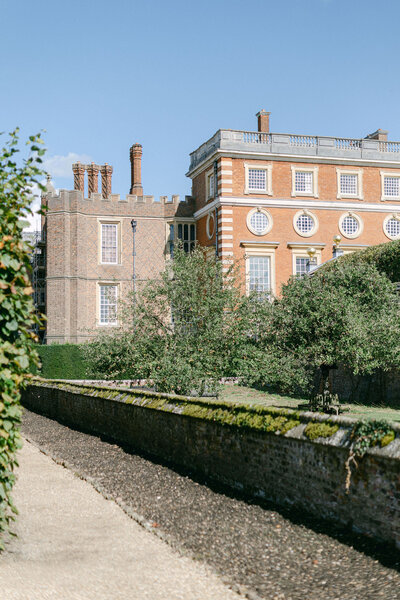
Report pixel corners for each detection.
[87,163,100,196]
[365,129,389,142]
[72,162,85,194]
[256,109,271,133]
[100,164,113,199]
[130,143,143,196]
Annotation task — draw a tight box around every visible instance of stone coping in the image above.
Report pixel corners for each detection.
[28,379,400,458]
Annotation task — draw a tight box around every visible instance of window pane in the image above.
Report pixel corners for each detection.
[384,177,400,197]
[101,224,118,263]
[248,169,266,191]
[295,172,313,193]
[385,218,400,238]
[340,174,358,195]
[99,285,117,324]
[250,211,269,234]
[295,257,308,276]
[178,224,183,239]
[342,215,359,236]
[296,214,314,234]
[249,256,270,293]
[190,224,195,240]
[184,224,189,240]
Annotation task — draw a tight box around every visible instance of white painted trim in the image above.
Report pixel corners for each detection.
[293,209,319,237]
[98,219,121,265]
[206,212,215,240]
[338,211,364,239]
[291,247,322,276]
[193,196,400,220]
[336,168,364,200]
[243,245,276,297]
[380,170,400,201]
[291,165,319,198]
[205,167,215,202]
[246,208,273,236]
[383,213,400,240]
[244,162,272,195]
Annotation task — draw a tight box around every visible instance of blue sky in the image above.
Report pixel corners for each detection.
[2,0,400,228]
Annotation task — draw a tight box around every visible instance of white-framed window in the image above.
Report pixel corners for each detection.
[100,222,119,264]
[206,168,215,200]
[246,208,273,236]
[295,257,309,277]
[244,163,272,195]
[291,166,318,198]
[380,172,400,201]
[243,242,277,297]
[248,256,270,295]
[338,212,363,239]
[99,284,118,325]
[289,244,323,277]
[293,210,318,237]
[383,214,400,240]
[336,169,363,200]
[206,212,215,239]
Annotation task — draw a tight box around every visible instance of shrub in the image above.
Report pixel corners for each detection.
[32,344,90,380]
[0,129,45,548]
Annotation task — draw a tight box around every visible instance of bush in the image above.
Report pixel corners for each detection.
[32,344,90,380]
[0,129,45,548]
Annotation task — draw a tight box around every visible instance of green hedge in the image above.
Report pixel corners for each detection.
[33,344,90,379]
[324,240,400,281]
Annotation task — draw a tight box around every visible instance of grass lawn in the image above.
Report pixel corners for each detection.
[217,385,400,424]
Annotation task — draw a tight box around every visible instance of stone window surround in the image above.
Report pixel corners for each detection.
[293,209,319,238]
[287,243,324,276]
[241,241,278,297]
[383,213,400,240]
[244,163,273,195]
[291,165,319,198]
[206,211,216,239]
[206,167,215,201]
[380,171,400,201]
[246,207,273,236]
[336,168,364,200]
[338,211,364,240]
[97,282,119,327]
[98,219,122,265]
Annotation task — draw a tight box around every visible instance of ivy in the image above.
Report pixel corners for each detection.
[0,129,45,549]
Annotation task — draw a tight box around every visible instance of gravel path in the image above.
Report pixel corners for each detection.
[21,409,400,600]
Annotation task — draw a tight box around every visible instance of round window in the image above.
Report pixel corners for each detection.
[384,216,400,240]
[294,211,317,237]
[339,213,362,239]
[206,212,215,239]
[246,209,272,236]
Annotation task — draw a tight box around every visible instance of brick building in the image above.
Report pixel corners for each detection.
[188,111,400,295]
[40,145,194,343]
[39,112,400,343]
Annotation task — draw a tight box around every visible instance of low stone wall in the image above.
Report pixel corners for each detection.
[22,380,400,548]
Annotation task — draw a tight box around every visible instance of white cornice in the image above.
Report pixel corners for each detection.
[193,196,400,219]
[186,149,400,180]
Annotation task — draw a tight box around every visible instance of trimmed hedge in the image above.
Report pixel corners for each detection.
[323,240,400,282]
[33,344,90,379]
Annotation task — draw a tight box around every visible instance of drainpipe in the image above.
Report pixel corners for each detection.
[214,160,219,258]
[130,219,137,296]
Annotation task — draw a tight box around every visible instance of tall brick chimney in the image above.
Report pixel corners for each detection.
[130,143,143,196]
[256,109,271,133]
[72,162,85,194]
[100,164,113,199]
[87,163,100,196]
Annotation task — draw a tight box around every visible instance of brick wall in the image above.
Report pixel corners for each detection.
[22,381,400,548]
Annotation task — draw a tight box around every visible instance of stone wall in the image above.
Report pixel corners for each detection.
[22,381,400,548]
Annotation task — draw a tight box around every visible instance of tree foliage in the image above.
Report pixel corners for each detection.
[86,243,248,395]
[241,261,400,394]
[0,129,45,548]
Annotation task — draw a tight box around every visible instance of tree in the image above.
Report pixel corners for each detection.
[86,243,248,395]
[242,260,400,395]
[0,129,45,547]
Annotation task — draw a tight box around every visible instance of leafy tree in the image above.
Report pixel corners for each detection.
[0,129,45,548]
[86,243,248,395]
[241,261,400,395]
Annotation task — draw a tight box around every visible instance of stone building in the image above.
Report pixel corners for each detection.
[188,111,400,295]
[41,145,194,343]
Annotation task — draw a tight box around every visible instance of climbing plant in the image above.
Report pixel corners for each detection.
[0,129,45,548]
